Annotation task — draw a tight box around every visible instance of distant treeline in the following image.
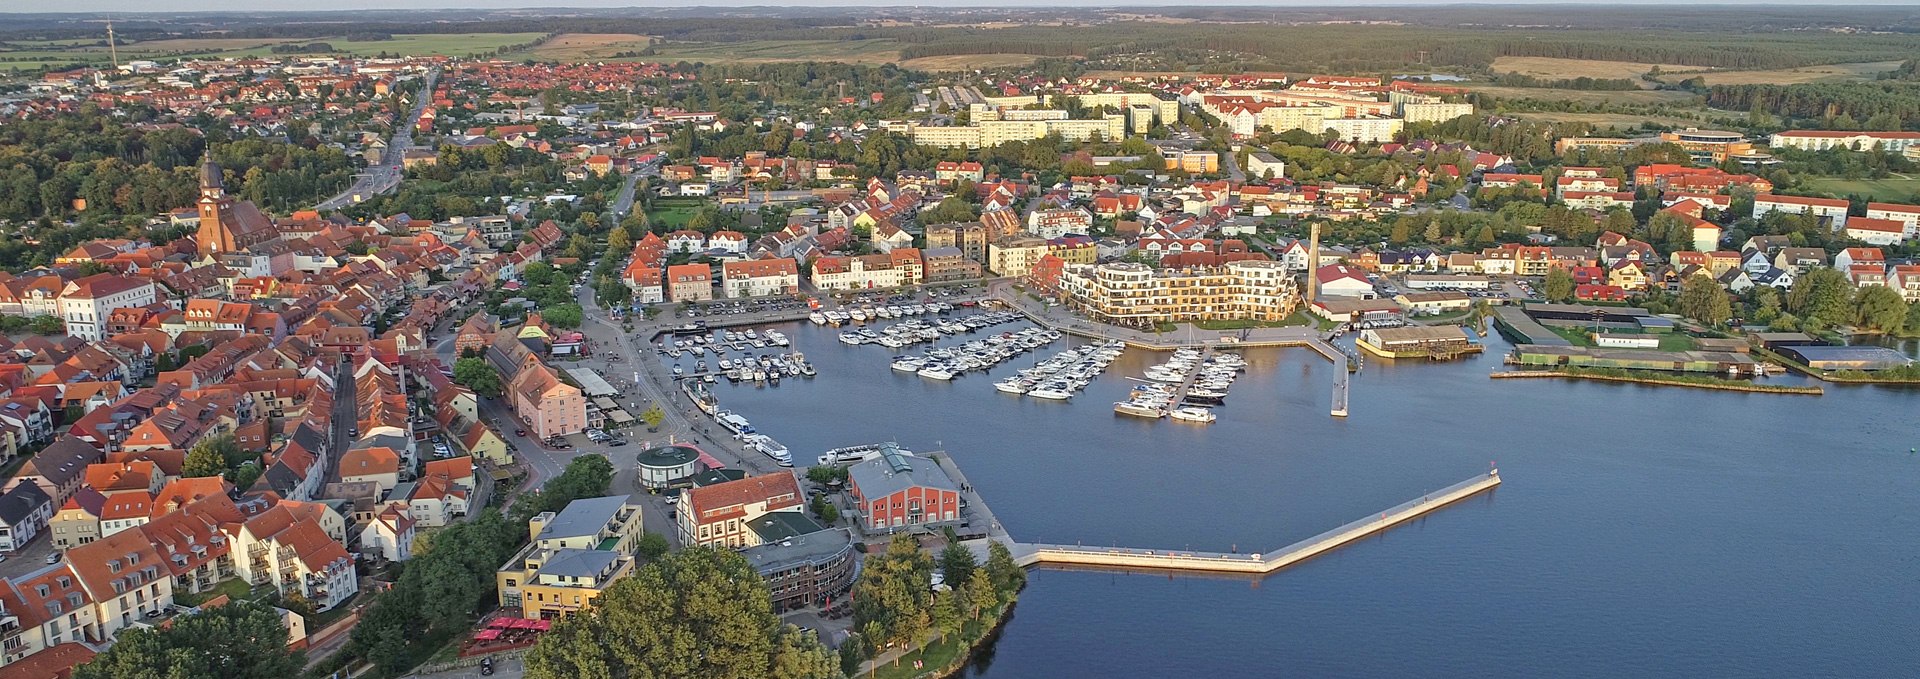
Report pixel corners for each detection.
[1490,73,1639,91]
[884,24,1920,73]
[1706,82,1920,130]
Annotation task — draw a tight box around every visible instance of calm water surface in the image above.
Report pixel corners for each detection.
[676,316,1920,677]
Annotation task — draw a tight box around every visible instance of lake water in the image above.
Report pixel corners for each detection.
[679,316,1920,677]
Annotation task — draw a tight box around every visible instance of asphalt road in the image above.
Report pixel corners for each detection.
[315,68,439,211]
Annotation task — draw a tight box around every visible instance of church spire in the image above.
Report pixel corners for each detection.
[199,153,224,199]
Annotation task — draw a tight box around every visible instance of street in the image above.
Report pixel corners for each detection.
[315,67,439,211]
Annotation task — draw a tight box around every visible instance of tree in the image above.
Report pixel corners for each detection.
[1388,220,1410,245]
[183,433,241,479]
[640,403,666,430]
[852,536,935,655]
[920,196,978,225]
[543,302,584,329]
[183,442,228,478]
[1543,267,1576,303]
[75,601,303,679]
[637,532,670,560]
[523,547,837,679]
[938,541,978,591]
[984,540,1025,596]
[1677,273,1732,327]
[29,315,63,335]
[452,357,504,397]
[1852,285,1908,333]
[1787,268,1853,331]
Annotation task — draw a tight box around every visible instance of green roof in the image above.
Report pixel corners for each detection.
[748,511,825,544]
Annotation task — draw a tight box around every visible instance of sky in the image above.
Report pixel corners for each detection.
[25,0,1920,10]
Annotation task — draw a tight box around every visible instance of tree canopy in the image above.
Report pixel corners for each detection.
[524,547,838,679]
[75,601,302,679]
[453,357,505,397]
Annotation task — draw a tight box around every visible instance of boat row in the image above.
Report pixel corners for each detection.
[992,341,1126,400]
[1112,350,1245,423]
[891,327,1064,380]
[840,312,1023,346]
[811,302,957,325]
[661,328,789,358]
[714,352,816,383]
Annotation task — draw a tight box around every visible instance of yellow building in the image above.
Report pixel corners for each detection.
[1047,239,1098,265]
[1162,149,1220,174]
[989,237,1052,278]
[1054,260,1299,325]
[496,495,643,619]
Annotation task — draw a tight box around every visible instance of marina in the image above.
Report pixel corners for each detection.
[697,308,1920,679]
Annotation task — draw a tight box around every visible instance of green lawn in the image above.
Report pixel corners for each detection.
[647,206,700,229]
[1549,325,1697,351]
[1800,177,1920,203]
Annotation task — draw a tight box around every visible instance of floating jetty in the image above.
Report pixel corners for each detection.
[995,470,1501,574]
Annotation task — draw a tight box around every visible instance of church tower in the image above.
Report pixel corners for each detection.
[196,156,233,255]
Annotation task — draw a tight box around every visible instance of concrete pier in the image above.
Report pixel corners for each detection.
[1001,470,1501,574]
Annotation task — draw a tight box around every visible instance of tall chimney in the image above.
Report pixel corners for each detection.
[1305,221,1321,305]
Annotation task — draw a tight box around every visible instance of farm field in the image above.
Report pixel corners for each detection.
[900,53,1041,71]
[525,33,654,61]
[0,33,543,70]
[1460,85,1698,106]
[641,39,902,65]
[1511,111,1706,129]
[1490,56,1680,80]
[1659,61,1905,86]
[1800,177,1920,203]
[216,33,548,58]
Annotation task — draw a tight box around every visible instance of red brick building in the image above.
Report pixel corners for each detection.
[845,445,961,531]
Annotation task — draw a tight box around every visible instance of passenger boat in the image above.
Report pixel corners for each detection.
[717,410,754,435]
[1169,406,1216,424]
[745,434,793,466]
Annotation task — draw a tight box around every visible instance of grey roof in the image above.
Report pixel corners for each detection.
[741,527,854,576]
[539,548,622,579]
[16,436,102,490]
[0,483,50,525]
[847,447,958,501]
[350,432,410,453]
[1780,345,1914,369]
[537,494,634,542]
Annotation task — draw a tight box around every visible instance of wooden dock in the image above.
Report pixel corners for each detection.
[998,470,1501,574]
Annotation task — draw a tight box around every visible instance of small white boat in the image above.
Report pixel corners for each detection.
[892,358,925,372]
[1169,406,1216,423]
[918,364,956,380]
[1027,386,1072,400]
[994,378,1030,394]
[810,312,827,325]
[1114,400,1167,418]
